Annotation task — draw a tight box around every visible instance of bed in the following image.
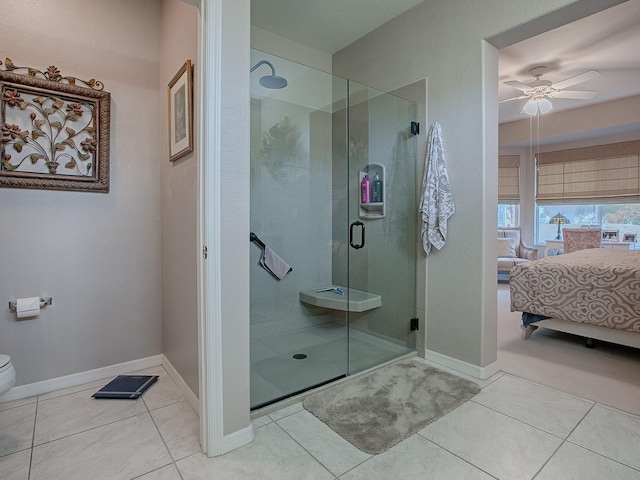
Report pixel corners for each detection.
[509,248,640,349]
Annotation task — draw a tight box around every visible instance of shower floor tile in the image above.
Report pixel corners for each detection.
[308,320,347,341]
[250,330,411,408]
[257,330,330,354]
[250,339,280,363]
[251,371,285,409]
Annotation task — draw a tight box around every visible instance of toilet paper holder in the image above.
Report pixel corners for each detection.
[8,297,53,312]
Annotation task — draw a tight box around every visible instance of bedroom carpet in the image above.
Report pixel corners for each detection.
[498,283,640,416]
[302,358,480,454]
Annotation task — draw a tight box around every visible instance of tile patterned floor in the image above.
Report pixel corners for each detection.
[2,361,640,479]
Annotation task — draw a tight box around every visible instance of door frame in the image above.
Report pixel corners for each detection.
[192,0,254,456]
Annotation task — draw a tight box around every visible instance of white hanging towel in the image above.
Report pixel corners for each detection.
[420,122,455,255]
[260,245,292,280]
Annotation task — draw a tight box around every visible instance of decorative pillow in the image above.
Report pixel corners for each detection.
[497,237,517,258]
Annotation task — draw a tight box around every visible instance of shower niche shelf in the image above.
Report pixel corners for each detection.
[359,163,385,219]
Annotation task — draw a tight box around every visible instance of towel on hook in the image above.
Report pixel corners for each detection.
[260,245,292,280]
[420,122,455,255]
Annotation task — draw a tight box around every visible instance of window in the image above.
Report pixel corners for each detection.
[498,155,520,227]
[498,204,519,227]
[534,141,640,244]
[535,203,640,244]
[536,141,640,203]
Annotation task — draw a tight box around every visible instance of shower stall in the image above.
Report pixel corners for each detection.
[250,49,418,409]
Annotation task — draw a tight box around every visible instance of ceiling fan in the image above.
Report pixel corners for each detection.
[500,66,601,116]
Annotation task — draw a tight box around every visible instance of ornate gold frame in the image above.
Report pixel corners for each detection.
[0,59,110,193]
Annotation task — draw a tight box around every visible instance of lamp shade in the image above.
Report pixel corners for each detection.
[549,212,570,225]
[523,97,554,116]
[537,98,553,114]
[522,100,538,116]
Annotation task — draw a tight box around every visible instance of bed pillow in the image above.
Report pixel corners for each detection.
[497,237,517,258]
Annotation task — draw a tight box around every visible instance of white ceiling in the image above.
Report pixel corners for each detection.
[499,0,640,124]
[251,0,424,54]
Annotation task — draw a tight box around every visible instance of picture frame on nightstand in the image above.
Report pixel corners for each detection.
[623,233,637,243]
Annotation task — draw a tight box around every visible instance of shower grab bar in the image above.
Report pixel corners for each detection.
[250,232,266,249]
[250,232,293,274]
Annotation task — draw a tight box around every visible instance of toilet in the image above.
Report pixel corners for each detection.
[0,354,16,397]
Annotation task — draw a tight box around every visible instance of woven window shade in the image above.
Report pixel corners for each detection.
[498,155,520,204]
[536,141,640,204]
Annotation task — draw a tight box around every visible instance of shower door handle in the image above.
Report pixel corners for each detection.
[350,221,365,249]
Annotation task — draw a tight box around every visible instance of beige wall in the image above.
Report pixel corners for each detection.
[0,0,163,384]
[500,95,640,147]
[219,0,252,437]
[252,27,332,73]
[161,0,200,396]
[332,0,623,370]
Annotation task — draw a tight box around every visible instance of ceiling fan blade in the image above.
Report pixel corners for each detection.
[552,90,599,100]
[504,80,532,92]
[499,95,528,103]
[553,70,601,90]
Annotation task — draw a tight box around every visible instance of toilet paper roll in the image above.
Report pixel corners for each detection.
[16,297,40,318]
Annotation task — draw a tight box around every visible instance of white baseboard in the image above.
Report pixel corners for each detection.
[0,354,163,403]
[220,425,254,455]
[1,352,252,456]
[159,355,254,456]
[161,354,199,415]
[424,349,500,380]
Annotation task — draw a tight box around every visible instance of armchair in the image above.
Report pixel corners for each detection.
[563,228,602,254]
[497,227,538,274]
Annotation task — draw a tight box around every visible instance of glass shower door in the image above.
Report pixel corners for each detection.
[345,81,418,374]
[249,50,350,409]
[249,49,417,409]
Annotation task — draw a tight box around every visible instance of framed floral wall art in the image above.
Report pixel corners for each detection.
[0,58,110,193]
[168,60,193,162]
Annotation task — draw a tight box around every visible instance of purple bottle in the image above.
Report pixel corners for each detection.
[361,174,371,203]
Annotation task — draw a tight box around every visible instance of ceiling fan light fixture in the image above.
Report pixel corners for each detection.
[503,66,600,118]
[522,99,539,116]
[522,97,553,116]
[538,97,553,114]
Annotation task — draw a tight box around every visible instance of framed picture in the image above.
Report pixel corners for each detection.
[602,230,619,241]
[168,60,193,162]
[0,66,110,193]
[623,233,637,243]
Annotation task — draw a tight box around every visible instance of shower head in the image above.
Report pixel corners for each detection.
[259,74,287,89]
[250,60,288,89]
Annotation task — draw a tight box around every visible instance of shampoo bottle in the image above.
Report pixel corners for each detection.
[372,171,383,203]
[361,174,371,203]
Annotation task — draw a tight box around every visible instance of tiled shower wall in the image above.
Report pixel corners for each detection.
[250,96,338,339]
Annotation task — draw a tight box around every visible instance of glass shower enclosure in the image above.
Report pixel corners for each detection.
[250,49,418,409]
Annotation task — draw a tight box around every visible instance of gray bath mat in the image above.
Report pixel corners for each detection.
[302,358,480,454]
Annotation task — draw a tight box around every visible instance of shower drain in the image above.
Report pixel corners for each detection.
[292,353,307,360]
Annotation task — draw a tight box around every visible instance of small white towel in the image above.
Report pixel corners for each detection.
[420,122,455,255]
[260,245,292,280]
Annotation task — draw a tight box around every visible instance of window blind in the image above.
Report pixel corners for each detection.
[498,155,520,204]
[536,141,640,204]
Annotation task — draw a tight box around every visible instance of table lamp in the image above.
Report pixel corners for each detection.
[549,212,570,240]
